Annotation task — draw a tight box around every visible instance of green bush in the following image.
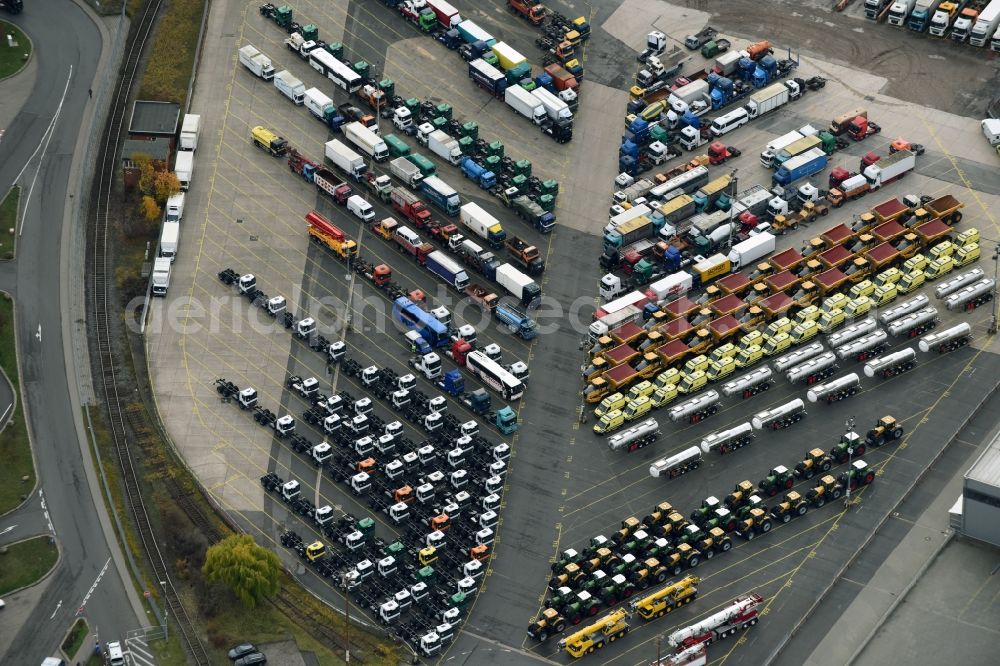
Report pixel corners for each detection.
[138,0,205,105]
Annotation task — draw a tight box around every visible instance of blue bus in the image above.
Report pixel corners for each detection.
[393,297,450,348]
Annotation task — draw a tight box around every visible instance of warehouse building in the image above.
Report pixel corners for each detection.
[960,431,1000,547]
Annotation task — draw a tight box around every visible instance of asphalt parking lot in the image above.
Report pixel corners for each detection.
[146,0,1000,663]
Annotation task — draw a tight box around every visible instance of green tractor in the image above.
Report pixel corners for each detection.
[599,573,637,605]
[758,465,794,497]
[830,431,865,464]
[618,529,652,557]
[550,547,582,572]
[561,590,602,625]
[703,507,737,532]
[734,494,766,521]
[677,523,706,546]
[689,496,722,526]
[839,460,876,490]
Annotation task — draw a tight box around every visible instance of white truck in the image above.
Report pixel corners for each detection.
[238,44,275,80]
[273,70,305,104]
[969,0,1000,46]
[179,113,200,151]
[174,151,193,191]
[160,220,180,262]
[728,232,776,269]
[531,86,573,122]
[459,202,506,248]
[427,130,462,165]
[343,121,389,162]
[390,157,423,187]
[495,263,541,308]
[152,257,171,296]
[165,192,185,222]
[863,149,915,188]
[887,0,918,26]
[304,87,335,121]
[743,82,790,119]
[504,86,545,124]
[759,124,819,168]
[668,79,711,115]
[325,139,367,180]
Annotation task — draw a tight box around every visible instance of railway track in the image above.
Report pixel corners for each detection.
[88,0,210,662]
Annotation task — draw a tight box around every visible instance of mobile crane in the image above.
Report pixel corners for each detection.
[667,593,764,649]
[559,608,630,658]
[630,575,699,620]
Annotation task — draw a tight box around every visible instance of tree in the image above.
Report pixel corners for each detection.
[139,196,161,223]
[153,171,181,203]
[202,534,280,609]
[132,153,155,195]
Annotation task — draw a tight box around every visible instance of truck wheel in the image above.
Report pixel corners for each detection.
[815,496,825,507]
[704,549,714,560]
[781,513,791,523]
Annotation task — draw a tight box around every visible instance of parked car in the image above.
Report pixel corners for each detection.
[234,653,267,666]
[228,644,257,661]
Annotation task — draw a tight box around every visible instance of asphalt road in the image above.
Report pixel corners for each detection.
[0,3,144,663]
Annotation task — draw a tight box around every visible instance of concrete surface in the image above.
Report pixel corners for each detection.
[146,1,1000,665]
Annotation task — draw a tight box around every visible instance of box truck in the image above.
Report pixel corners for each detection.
[531,86,573,122]
[174,151,193,191]
[179,113,200,151]
[273,70,305,104]
[728,232,776,269]
[238,44,275,80]
[152,257,171,296]
[425,251,470,290]
[325,139,367,180]
[343,121,389,162]
[460,202,506,248]
[495,263,541,308]
[505,86,545,124]
[160,220,180,262]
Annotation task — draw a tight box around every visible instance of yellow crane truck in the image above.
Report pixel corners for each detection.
[630,574,700,620]
[559,608,631,658]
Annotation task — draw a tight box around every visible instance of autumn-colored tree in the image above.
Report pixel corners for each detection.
[132,153,156,195]
[139,195,161,223]
[153,171,181,203]
[202,534,280,609]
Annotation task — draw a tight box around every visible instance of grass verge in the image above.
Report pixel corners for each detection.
[0,186,18,259]
[0,292,35,513]
[62,618,90,659]
[0,535,58,595]
[137,0,205,106]
[0,21,30,80]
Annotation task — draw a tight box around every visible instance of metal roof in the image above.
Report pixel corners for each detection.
[128,100,181,136]
[121,137,171,162]
[966,428,1000,489]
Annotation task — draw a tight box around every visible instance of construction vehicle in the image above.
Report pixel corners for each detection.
[758,466,794,497]
[527,608,567,641]
[251,125,288,156]
[866,415,904,446]
[806,475,844,507]
[305,211,358,260]
[839,459,876,490]
[558,608,630,658]
[668,593,764,649]
[630,574,699,620]
[770,491,808,523]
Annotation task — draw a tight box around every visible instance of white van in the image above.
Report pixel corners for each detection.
[710,107,749,137]
[347,195,375,222]
[983,118,1000,146]
[107,641,126,666]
